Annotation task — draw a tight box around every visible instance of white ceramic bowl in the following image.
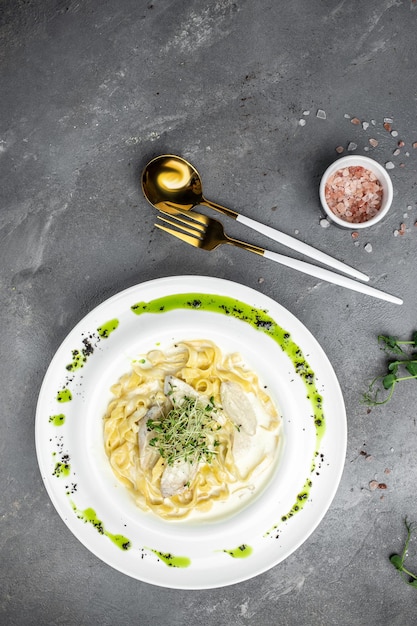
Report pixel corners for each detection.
[319,155,393,229]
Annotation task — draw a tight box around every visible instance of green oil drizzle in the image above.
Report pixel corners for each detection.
[49,413,65,426]
[56,389,72,403]
[97,318,119,339]
[151,549,191,568]
[131,292,326,532]
[70,501,131,550]
[53,462,71,477]
[280,477,313,522]
[223,544,253,559]
[66,349,87,372]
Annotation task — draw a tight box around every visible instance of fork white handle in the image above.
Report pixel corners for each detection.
[261,248,402,305]
[236,213,369,282]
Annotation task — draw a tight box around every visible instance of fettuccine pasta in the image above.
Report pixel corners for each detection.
[103,339,280,520]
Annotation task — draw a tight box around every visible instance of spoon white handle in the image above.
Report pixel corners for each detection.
[261,249,402,305]
[236,213,369,282]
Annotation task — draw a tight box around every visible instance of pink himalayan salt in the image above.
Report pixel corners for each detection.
[324,166,383,224]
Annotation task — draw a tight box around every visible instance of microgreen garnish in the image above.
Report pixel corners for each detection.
[363,332,417,406]
[390,518,417,587]
[147,395,221,466]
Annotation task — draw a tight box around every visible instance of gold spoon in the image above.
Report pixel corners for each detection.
[141,154,369,282]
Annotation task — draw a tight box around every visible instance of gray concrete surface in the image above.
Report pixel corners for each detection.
[2,1,417,624]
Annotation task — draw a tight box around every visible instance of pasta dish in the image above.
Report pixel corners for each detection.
[103,339,281,520]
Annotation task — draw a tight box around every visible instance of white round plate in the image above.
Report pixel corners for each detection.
[35,275,347,589]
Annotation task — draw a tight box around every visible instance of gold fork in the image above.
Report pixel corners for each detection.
[155,210,402,305]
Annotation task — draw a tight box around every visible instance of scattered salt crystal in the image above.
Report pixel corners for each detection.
[364,243,373,253]
[258,277,264,284]
[303,110,310,116]
[351,117,361,125]
[394,229,399,237]
[347,142,357,151]
[369,480,379,491]
[354,241,360,247]
[403,213,408,218]
[294,229,299,235]
[320,218,330,228]
[384,117,394,124]
[299,119,306,126]
[344,113,351,119]
[364,146,370,152]
[393,148,400,156]
[362,121,369,130]
[385,161,395,169]
[335,146,344,154]
[407,205,412,210]
[369,138,378,147]
[405,151,410,157]
[316,109,326,119]
[391,130,398,138]
[371,119,376,125]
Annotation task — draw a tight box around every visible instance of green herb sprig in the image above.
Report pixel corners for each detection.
[147,395,221,466]
[363,332,417,406]
[390,518,417,587]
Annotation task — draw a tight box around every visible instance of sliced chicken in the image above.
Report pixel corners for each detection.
[160,459,198,498]
[220,381,257,436]
[138,402,170,470]
[232,428,254,478]
[164,375,202,404]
